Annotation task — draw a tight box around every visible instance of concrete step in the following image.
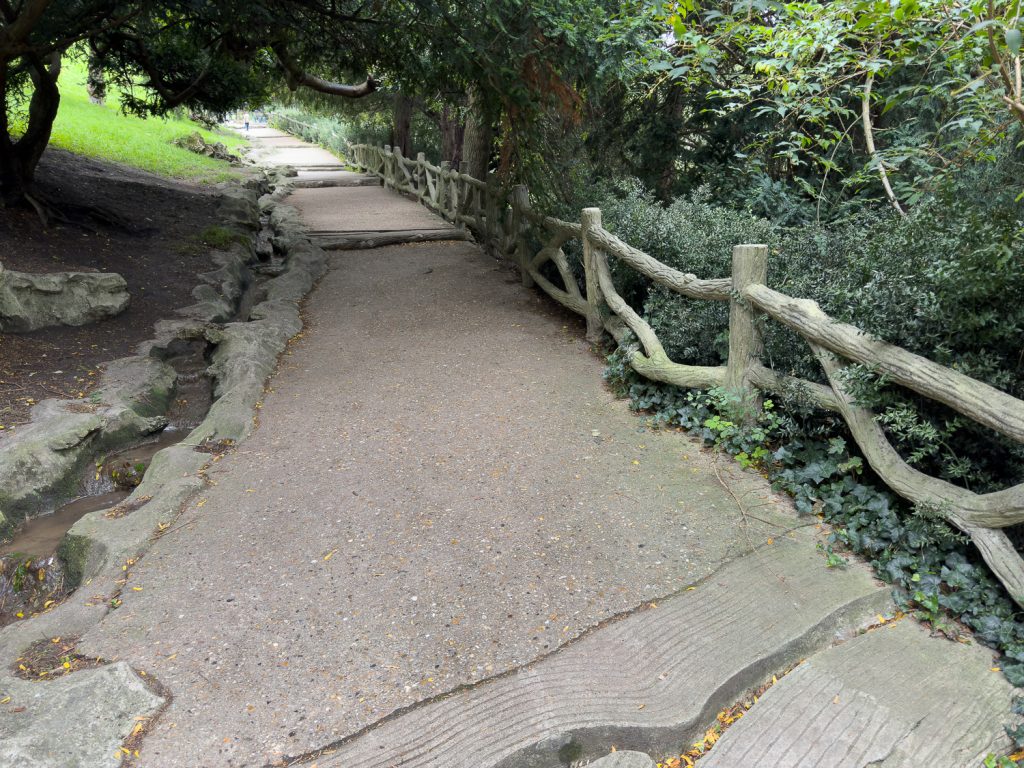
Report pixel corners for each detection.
[701,618,1018,767]
[292,531,894,768]
[292,177,379,189]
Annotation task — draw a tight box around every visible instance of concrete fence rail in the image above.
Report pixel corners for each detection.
[345,141,1024,611]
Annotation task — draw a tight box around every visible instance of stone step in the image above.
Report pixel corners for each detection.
[701,619,1017,767]
[293,532,893,768]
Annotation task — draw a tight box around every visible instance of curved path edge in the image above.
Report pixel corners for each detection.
[285,531,892,768]
[0,168,327,768]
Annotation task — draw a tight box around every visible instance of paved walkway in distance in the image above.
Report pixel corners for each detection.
[78,130,1017,767]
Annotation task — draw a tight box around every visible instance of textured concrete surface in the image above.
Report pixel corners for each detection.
[303,533,889,768]
[590,752,657,768]
[0,662,164,768]
[253,142,343,169]
[77,226,808,765]
[287,185,461,233]
[702,619,1018,766]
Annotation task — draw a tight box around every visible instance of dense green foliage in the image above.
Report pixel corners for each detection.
[273,104,442,160]
[577,146,1024,494]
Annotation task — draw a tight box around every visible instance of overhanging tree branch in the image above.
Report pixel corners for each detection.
[272,42,376,97]
[861,71,906,218]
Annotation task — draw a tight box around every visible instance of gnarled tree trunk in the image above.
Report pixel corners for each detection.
[0,53,62,209]
[391,94,412,157]
[86,51,106,105]
[438,103,464,166]
[461,86,494,180]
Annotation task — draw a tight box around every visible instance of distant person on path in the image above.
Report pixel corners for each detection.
[243,111,251,132]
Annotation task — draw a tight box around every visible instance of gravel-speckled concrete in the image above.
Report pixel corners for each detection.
[288,186,460,233]
[79,209,804,765]
[246,128,344,169]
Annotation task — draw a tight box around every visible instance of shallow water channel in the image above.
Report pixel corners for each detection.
[0,428,188,559]
[1,338,215,560]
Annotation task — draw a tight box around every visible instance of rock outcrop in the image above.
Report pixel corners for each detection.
[0,264,130,332]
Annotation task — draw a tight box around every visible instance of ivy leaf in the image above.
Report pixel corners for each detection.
[1002,662,1024,688]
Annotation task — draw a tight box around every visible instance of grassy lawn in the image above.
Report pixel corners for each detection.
[42,57,247,183]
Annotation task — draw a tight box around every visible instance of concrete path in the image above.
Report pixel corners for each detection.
[60,130,1019,767]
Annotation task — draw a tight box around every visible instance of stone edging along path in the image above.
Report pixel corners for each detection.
[0,166,330,767]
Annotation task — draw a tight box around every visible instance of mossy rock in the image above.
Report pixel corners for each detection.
[57,533,93,590]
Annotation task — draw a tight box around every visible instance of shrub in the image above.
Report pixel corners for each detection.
[583,153,1024,491]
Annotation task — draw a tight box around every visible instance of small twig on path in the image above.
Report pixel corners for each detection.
[153,519,197,540]
[711,454,797,590]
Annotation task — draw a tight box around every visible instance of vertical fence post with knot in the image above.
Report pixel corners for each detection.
[438,161,451,222]
[382,145,393,189]
[416,152,427,202]
[725,244,769,420]
[510,185,534,288]
[393,145,407,191]
[581,208,607,343]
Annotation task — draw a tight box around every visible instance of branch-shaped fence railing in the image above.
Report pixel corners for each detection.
[348,141,1024,609]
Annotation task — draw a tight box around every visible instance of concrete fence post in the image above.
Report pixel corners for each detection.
[581,208,606,343]
[510,185,534,288]
[438,161,451,223]
[725,244,769,420]
[416,152,427,200]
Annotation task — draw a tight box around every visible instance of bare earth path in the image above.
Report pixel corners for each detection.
[76,130,1017,767]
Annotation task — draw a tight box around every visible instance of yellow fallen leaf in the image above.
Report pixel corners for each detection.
[323,549,337,561]
[132,587,143,592]
[992,666,1002,672]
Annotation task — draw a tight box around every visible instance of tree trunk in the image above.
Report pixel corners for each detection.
[438,104,464,166]
[86,52,106,105]
[0,53,61,208]
[391,94,413,157]
[461,86,493,180]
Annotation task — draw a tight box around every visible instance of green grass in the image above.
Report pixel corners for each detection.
[39,56,247,182]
